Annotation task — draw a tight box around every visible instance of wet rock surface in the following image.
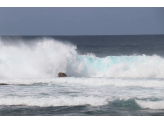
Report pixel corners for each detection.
[58,72,67,77]
[0,83,9,85]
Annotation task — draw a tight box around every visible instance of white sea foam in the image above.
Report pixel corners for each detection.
[1,37,164,79]
[3,96,164,108]
[0,96,108,107]
[0,38,79,79]
[1,78,164,88]
[136,100,164,109]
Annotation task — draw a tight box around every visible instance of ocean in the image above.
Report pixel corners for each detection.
[0,35,164,116]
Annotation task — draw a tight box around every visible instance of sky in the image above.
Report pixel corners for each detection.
[0,7,164,35]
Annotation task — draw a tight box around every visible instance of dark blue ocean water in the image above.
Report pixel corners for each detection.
[0,35,164,116]
[3,35,164,57]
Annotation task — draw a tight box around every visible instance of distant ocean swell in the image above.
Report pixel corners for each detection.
[0,37,164,79]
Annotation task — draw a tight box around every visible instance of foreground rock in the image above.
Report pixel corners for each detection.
[58,72,67,77]
[0,83,9,85]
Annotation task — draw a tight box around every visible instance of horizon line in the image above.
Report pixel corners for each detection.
[0,34,164,36]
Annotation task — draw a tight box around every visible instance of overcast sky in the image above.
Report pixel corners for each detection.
[0,7,164,35]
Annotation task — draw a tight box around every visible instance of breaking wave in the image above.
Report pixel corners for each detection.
[1,96,163,110]
[0,37,164,79]
[0,96,108,107]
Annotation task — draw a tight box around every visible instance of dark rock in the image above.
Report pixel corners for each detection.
[0,83,9,85]
[58,72,67,77]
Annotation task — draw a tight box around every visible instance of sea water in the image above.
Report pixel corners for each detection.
[0,35,164,116]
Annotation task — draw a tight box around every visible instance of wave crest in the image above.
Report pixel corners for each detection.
[1,37,164,79]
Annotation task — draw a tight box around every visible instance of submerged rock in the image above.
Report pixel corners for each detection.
[58,72,67,77]
[0,83,9,85]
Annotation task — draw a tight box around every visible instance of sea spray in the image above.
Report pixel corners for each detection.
[1,37,164,79]
[0,38,79,79]
[77,54,164,78]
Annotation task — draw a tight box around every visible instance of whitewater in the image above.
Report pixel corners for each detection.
[1,37,164,79]
[1,35,164,116]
